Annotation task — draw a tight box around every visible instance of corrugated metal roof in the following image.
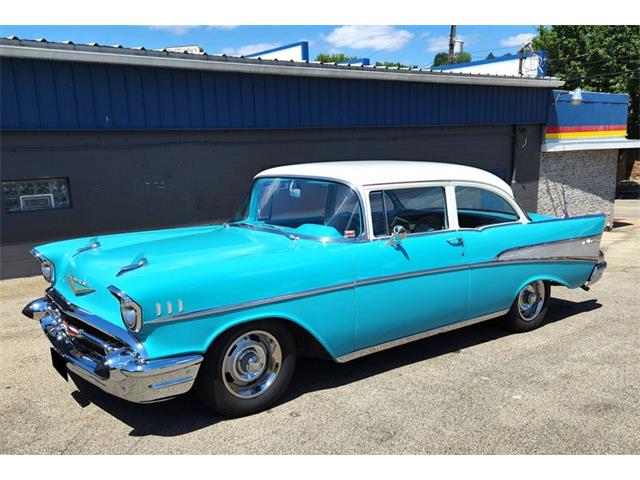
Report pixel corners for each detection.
[0,36,564,88]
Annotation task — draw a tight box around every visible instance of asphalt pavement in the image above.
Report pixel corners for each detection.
[1,201,638,454]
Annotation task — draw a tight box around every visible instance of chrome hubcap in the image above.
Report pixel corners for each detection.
[518,281,545,321]
[222,330,282,399]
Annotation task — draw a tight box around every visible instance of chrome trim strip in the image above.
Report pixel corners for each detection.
[495,235,602,262]
[145,281,356,325]
[147,256,596,325]
[335,308,510,363]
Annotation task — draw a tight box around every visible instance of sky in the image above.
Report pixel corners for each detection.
[0,25,540,67]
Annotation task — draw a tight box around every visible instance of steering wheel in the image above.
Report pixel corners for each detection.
[390,216,411,231]
[412,213,443,233]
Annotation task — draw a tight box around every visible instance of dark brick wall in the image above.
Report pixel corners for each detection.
[1,124,542,278]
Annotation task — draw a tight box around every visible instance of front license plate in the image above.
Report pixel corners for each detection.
[50,348,68,381]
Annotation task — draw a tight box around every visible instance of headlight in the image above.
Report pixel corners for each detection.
[31,249,55,284]
[108,286,143,332]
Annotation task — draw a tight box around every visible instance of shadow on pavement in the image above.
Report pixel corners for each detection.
[68,296,602,437]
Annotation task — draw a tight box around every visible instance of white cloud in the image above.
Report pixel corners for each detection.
[221,43,279,57]
[207,25,239,30]
[500,32,535,48]
[323,25,412,51]
[149,25,199,35]
[149,25,238,35]
[426,34,473,53]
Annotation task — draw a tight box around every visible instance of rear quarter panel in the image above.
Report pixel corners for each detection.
[463,214,605,319]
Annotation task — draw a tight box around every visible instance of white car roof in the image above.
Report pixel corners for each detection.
[256,161,514,197]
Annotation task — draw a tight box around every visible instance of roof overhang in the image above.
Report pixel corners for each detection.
[542,139,640,153]
[0,41,565,89]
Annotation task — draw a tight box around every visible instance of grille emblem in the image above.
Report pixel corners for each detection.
[67,274,96,296]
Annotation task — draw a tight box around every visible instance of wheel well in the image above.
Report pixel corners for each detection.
[283,320,333,360]
[207,317,334,361]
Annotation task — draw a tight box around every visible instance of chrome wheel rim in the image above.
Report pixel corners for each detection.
[518,281,545,321]
[222,330,282,399]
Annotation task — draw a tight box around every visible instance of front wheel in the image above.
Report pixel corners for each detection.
[503,280,551,332]
[196,320,296,417]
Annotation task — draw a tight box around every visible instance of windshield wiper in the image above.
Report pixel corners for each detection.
[226,222,298,241]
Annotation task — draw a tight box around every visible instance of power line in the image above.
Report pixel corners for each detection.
[563,68,640,81]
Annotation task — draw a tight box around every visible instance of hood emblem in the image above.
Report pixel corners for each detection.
[67,274,96,296]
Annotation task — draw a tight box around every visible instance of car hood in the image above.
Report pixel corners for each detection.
[45,225,296,329]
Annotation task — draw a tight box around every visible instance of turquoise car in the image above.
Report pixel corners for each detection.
[23,161,607,416]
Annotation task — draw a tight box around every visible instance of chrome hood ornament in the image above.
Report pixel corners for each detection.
[117,252,149,277]
[73,237,101,257]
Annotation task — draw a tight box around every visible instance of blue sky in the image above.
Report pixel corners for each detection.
[0,25,540,67]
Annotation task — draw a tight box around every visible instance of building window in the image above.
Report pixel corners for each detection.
[2,178,71,213]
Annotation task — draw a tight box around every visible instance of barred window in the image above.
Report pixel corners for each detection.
[2,178,71,213]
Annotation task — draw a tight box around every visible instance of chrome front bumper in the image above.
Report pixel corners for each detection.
[23,295,202,403]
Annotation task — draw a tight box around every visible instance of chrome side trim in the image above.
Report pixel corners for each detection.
[335,308,510,363]
[496,235,602,262]
[145,281,356,325]
[146,256,596,325]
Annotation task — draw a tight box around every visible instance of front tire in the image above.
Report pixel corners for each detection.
[196,320,296,417]
[503,280,550,332]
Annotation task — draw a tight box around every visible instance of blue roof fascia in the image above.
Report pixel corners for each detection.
[432,50,545,71]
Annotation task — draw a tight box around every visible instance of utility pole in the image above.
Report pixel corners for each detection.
[448,25,456,64]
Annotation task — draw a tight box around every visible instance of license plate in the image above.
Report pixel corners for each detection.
[50,348,68,381]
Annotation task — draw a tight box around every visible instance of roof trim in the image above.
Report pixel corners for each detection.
[0,41,564,88]
[542,139,640,152]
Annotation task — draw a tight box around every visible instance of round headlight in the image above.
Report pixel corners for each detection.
[121,305,138,329]
[41,262,54,283]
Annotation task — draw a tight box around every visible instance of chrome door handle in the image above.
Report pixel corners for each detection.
[447,237,464,246]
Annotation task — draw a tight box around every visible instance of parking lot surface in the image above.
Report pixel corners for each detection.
[1,202,638,454]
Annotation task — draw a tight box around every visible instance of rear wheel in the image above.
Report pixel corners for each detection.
[503,280,550,332]
[196,320,296,417]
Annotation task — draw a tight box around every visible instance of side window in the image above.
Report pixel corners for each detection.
[455,186,519,228]
[370,186,448,236]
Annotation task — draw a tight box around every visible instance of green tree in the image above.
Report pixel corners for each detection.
[375,61,418,69]
[432,51,472,67]
[315,53,359,63]
[533,25,640,138]
[486,52,495,60]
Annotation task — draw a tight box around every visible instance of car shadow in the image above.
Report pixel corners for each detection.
[68,296,601,437]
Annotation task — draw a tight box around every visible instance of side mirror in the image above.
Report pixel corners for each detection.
[387,225,407,246]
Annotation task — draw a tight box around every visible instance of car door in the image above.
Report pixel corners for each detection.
[352,184,469,351]
[453,184,526,320]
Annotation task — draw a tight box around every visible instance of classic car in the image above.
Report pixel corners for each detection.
[23,161,607,416]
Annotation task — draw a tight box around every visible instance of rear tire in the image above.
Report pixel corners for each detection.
[503,280,550,332]
[196,320,296,417]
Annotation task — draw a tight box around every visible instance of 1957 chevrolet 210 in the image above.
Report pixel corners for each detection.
[23,161,607,416]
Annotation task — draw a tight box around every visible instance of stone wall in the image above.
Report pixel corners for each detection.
[538,149,618,228]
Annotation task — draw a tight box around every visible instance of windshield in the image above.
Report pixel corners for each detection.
[235,177,363,239]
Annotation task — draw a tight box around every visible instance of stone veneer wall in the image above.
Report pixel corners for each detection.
[537,149,618,228]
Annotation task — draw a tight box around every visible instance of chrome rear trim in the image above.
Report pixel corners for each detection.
[336,308,510,363]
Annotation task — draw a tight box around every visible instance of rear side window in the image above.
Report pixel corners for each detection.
[370,186,448,236]
[455,186,519,228]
